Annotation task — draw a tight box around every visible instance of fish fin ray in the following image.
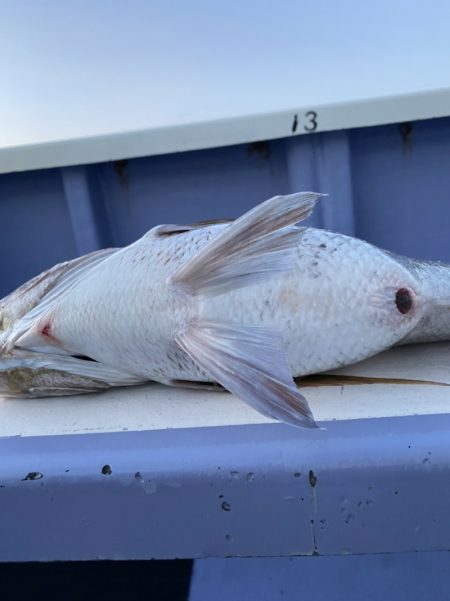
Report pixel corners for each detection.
[1,248,119,353]
[0,248,118,330]
[0,351,145,397]
[171,192,323,296]
[175,320,317,428]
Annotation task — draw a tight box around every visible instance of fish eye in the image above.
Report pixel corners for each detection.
[395,288,413,314]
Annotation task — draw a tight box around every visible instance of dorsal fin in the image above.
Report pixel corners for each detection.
[171,192,322,296]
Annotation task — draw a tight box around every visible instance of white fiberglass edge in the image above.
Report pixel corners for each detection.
[1,89,450,174]
[1,342,450,438]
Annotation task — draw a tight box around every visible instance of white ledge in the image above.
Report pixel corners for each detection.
[2,88,450,175]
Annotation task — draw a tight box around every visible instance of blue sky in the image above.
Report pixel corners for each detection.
[1,0,450,146]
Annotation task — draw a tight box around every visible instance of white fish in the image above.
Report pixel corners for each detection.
[0,192,449,428]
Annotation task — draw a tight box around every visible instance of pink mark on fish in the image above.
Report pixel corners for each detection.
[42,323,52,337]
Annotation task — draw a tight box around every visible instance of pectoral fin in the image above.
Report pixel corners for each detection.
[0,351,145,398]
[1,248,118,354]
[0,248,117,331]
[175,320,317,428]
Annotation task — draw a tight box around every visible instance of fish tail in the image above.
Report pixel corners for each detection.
[171,192,324,428]
[401,258,450,344]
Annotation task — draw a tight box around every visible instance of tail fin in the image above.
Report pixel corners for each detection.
[171,192,322,297]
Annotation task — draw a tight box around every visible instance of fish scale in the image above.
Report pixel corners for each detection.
[202,228,423,377]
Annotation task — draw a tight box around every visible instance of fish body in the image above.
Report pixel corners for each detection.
[1,193,449,427]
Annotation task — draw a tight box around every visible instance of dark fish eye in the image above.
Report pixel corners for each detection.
[395,288,413,314]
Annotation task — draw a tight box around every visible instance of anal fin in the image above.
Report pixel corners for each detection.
[175,321,317,428]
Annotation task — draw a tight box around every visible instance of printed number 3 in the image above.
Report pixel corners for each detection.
[304,111,318,132]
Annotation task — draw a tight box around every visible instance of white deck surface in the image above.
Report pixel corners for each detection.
[1,342,449,438]
[2,1,450,172]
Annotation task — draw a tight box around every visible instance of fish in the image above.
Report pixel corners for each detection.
[1,191,449,428]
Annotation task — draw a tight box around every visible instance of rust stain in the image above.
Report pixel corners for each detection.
[296,374,450,387]
[113,159,129,190]
[248,141,271,161]
[400,122,413,152]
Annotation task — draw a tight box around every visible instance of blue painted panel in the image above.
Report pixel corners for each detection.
[61,165,113,254]
[190,553,450,601]
[0,169,78,296]
[350,118,450,261]
[1,415,450,562]
[96,141,290,245]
